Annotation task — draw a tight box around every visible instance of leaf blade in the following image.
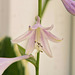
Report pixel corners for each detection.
[17,44,37,67]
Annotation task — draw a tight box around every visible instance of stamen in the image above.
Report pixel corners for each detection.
[40,51,43,53]
[37,42,41,45]
[29,26,32,30]
[41,45,43,47]
[34,41,43,52]
[37,42,43,48]
[34,41,36,43]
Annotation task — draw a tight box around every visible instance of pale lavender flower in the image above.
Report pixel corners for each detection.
[12,16,62,57]
[0,55,31,75]
[62,0,75,15]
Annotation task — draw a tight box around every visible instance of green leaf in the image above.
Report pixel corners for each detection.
[17,44,25,55]
[0,37,25,75]
[26,57,37,67]
[17,44,37,67]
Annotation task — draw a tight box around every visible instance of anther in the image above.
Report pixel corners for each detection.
[29,26,32,30]
[40,51,43,53]
[34,41,36,43]
[41,45,43,47]
[37,42,41,45]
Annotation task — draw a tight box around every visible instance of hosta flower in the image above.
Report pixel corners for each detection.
[0,55,31,75]
[62,0,75,15]
[12,16,62,57]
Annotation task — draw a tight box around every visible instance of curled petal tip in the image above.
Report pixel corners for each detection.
[48,53,53,58]
[47,53,53,58]
[56,38,63,42]
[62,38,64,40]
[43,25,54,31]
[49,55,53,58]
[42,30,63,43]
[51,24,54,29]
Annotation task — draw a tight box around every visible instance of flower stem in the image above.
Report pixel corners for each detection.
[35,0,42,75]
[36,0,50,75]
[38,0,42,22]
[36,52,40,75]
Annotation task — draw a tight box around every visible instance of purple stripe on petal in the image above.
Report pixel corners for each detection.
[40,31,52,57]
[12,30,34,43]
[42,25,54,31]
[71,2,75,7]
[62,0,75,15]
[32,24,42,29]
[42,29,62,43]
[26,30,36,54]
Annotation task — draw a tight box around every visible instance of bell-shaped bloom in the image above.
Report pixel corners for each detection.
[12,16,62,57]
[62,0,75,15]
[0,55,31,75]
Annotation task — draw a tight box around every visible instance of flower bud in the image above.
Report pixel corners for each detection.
[62,0,75,15]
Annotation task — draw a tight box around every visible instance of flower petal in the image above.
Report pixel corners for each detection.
[42,29,62,43]
[42,25,54,31]
[32,24,42,29]
[12,30,34,43]
[62,0,75,15]
[31,16,41,29]
[0,55,31,75]
[26,30,35,55]
[40,32,52,57]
